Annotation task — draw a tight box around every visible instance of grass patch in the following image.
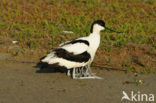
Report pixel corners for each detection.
[0,0,155,51]
[0,0,155,48]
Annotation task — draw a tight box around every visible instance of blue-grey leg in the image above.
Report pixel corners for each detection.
[77,67,84,77]
[87,64,96,76]
[67,69,70,76]
[76,64,103,79]
[72,68,76,79]
[73,67,81,79]
[85,64,94,76]
[79,67,84,76]
[72,66,102,79]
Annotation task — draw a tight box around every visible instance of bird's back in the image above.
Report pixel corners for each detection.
[41,36,91,69]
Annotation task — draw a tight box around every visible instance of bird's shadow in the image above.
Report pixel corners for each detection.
[34,61,67,74]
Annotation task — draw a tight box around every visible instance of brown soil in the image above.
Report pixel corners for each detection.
[1,37,156,72]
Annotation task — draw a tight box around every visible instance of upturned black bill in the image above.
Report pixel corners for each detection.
[105,27,123,33]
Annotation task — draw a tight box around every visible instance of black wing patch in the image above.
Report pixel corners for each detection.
[62,39,89,46]
[54,48,91,63]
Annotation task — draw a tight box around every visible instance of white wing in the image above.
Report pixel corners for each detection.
[61,42,89,55]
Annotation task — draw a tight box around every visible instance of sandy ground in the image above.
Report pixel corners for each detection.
[0,54,156,103]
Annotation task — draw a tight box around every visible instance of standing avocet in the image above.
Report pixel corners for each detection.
[40,20,120,79]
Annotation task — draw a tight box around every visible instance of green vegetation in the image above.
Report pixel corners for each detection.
[122,59,137,73]
[0,0,155,49]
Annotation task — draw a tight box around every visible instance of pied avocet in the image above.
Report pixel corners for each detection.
[40,20,121,79]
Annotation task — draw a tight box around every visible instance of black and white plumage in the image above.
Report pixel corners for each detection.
[40,20,111,79]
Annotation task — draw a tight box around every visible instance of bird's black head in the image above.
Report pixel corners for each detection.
[90,20,123,33]
[90,20,106,33]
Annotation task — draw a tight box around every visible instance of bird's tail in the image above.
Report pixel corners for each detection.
[35,61,49,69]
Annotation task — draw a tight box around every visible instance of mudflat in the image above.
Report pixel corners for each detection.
[0,60,155,103]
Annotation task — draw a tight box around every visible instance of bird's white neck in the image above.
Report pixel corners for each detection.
[88,33,100,48]
[89,32,100,37]
[92,29,101,35]
[88,33,100,61]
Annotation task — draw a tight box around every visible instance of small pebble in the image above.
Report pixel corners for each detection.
[12,40,18,44]
[62,31,74,34]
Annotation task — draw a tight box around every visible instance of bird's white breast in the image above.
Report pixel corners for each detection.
[87,33,100,61]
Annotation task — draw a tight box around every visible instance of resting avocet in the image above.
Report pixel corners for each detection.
[40,20,120,79]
